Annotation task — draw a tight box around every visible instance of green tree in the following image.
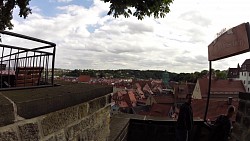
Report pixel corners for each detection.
[103,0,174,20]
[0,0,32,30]
[0,0,174,30]
[215,70,227,79]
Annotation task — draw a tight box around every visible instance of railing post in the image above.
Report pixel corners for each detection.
[51,46,56,86]
[204,61,212,121]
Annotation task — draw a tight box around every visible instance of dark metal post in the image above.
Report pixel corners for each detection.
[51,46,56,86]
[0,47,4,88]
[204,61,212,121]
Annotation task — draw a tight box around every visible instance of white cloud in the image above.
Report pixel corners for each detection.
[6,0,250,73]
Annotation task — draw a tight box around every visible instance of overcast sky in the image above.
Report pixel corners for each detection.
[4,0,250,73]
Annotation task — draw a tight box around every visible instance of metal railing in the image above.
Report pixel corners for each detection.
[0,31,56,90]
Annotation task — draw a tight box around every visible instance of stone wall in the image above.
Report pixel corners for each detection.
[232,92,250,141]
[0,84,112,141]
[0,95,110,141]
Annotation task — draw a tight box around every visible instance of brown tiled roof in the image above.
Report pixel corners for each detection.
[174,83,195,99]
[241,59,250,72]
[192,99,238,121]
[153,96,174,104]
[198,78,245,97]
[133,80,152,88]
[78,75,91,82]
[227,68,240,78]
[149,103,171,117]
[242,59,250,65]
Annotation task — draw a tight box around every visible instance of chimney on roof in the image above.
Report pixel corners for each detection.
[228,97,233,105]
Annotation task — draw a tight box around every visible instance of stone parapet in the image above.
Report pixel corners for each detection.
[0,83,112,141]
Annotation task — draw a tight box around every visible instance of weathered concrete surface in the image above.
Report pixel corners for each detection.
[0,83,112,119]
[0,94,14,126]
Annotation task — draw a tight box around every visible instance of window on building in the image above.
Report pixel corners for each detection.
[248,81,250,84]
[248,88,249,92]
[242,72,243,75]
[249,72,250,76]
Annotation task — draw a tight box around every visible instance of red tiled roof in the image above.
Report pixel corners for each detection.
[192,99,238,121]
[153,96,174,104]
[174,83,195,99]
[227,68,240,78]
[137,99,147,104]
[242,59,250,65]
[133,80,152,88]
[241,59,250,72]
[78,75,91,82]
[149,103,171,117]
[198,78,245,97]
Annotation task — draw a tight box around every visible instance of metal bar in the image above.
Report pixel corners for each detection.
[51,46,56,85]
[14,53,17,71]
[1,54,48,62]
[24,52,28,86]
[0,30,56,46]
[15,49,20,87]
[38,53,42,85]
[32,52,36,85]
[35,56,38,67]
[0,44,30,51]
[204,61,212,121]
[42,55,45,82]
[0,47,4,88]
[0,44,53,58]
[45,55,49,83]
[7,48,12,87]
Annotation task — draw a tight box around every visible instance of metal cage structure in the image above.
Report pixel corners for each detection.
[0,31,56,90]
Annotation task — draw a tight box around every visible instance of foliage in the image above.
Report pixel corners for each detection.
[0,0,174,30]
[103,0,174,20]
[0,0,32,30]
[63,69,228,83]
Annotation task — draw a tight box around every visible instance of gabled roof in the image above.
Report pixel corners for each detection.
[153,95,174,104]
[241,59,250,72]
[149,103,171,117]
[227,68,240,78]
[242,59,250,65]
[192,99,238,121]
[143,83,154,95]
[198,78,245,97]
[174,83,195,99]
[133,80,152,88]
[112,90,137,108]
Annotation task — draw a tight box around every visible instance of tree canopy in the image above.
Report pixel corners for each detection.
[0,0,32,30]
[0,0,174,30]
[104,0,174,20]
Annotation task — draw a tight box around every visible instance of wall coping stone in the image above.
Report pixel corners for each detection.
[0,83,113,126]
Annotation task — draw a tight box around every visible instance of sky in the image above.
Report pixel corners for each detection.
[3,0,250,73]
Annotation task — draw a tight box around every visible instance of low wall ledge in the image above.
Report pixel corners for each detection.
[0,83,113,125]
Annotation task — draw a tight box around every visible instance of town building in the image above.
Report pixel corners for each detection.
[192,78,245,100]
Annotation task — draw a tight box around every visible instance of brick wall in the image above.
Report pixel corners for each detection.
[0,94,111,141]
